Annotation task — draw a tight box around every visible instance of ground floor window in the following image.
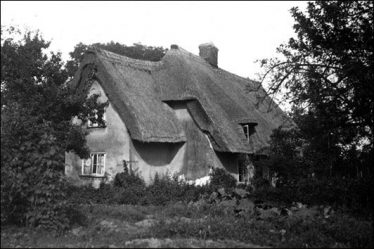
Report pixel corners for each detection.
[82,153,106,176]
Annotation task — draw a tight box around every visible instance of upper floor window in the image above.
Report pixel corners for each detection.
[87,108,106,128]
[241,123,257,143]
[82,153,106,177]
[242,124,250,141]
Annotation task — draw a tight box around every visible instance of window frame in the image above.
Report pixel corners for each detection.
[242,124,250,143]
[81,152,106,177]
[240,123,257,143]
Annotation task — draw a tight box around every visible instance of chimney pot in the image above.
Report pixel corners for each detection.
[199,42,218,68]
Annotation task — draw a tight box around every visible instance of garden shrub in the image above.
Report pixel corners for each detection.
[144,173,185,205]
[67,168,240,207]
[251,174,373,217]
[1,126,72,231]
[112,186,146,205]
[113,164,145,189]
[65,206,89,227]
[209,168,237,190]
[146,173,214,205]
[110,164,147,204]
[67,184,97,204]
[71,171,213,206]
[292,176,372,214]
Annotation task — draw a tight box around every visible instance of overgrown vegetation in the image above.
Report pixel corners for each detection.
[257,2,373,171]
[68,166,240,206]
[59,162,373,247]
[150,206,372,248]
[248,1,374,236]
[253,128,373,217]
[0,26,94,230]
[255,0,373,189]
[0,26,168,231]
[2,200,372,248]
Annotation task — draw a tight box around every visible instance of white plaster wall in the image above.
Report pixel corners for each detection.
[65,81,131,186]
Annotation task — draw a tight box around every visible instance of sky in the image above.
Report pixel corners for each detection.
[1,1,307,81]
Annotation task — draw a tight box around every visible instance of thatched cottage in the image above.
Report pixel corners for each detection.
[65,43,293,187]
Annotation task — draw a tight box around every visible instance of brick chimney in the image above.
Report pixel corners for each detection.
[199,42,218,68]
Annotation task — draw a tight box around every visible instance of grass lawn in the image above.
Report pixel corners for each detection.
[1,202,372,248]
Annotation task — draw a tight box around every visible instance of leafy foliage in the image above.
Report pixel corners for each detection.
[1,26,106,230]
[1,109,70,229]
[143,173,209,206]
[1,202,372,248]
[253,128,372,214]
[252,2,373,220]
[255,128,308,183]
[150,206,372,248]
[69,171,214,206]
[113,164,146,189]
[256,1,374,178]
[112,164,147,205]
[209,168,237,190]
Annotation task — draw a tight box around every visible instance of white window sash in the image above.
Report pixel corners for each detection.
[81,152,106,177]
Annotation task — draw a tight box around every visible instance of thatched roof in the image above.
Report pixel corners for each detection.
[73,46,294,154]
[73,48,186,143]
[153,47,294,154]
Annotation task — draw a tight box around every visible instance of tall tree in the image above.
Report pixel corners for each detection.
[258,1,373,177]
[1,26,106,229]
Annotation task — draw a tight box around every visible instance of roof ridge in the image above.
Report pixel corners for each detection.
[93,47,163,71]
[167,46,261,87]
[166,46,213,68]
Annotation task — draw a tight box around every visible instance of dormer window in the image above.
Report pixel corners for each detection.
[240,123,257,143]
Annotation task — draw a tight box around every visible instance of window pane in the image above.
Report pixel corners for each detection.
[92,154,97,174]
[98,154,104,165]
[82,154,105,176]
[98,154,104,175]
[242,125,249,138]
[97,165,103,175]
